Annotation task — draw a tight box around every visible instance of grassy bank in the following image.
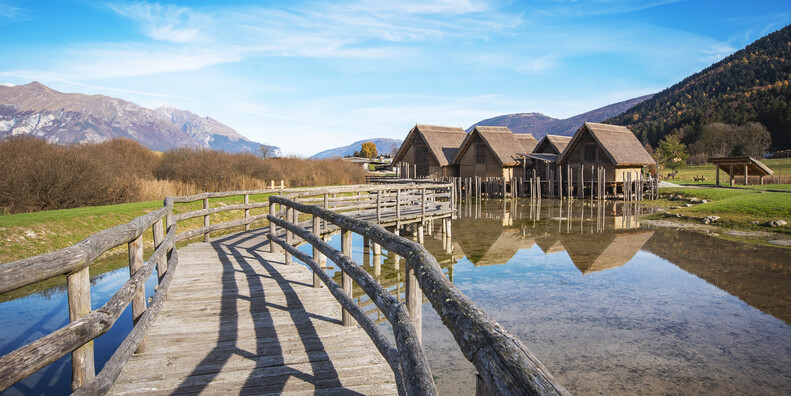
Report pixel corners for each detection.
[646,185,791,241]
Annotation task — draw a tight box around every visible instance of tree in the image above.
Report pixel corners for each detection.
[259,144,274,158]
[359,142,377,158]
[656,134,689,171]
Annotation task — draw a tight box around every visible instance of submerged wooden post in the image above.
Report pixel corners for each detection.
[312,214,321,288]
[128,234,148,353]
[285,207,294,265]
[341,228,353,326]
[67,267,95,390]
[244,194,250,231]
[203,197,210,242]
[152,218,166,283]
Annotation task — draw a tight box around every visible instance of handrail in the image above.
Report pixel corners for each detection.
[268,216,436,396]
[268,193,570,396]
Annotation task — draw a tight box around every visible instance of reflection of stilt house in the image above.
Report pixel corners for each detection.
[560,230,654,274]
[392,124,467,178]
[453,126,534,179]
[557,122,655,195]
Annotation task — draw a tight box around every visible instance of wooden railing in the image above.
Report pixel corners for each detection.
[268,188,571,396]
[0,182,567,396]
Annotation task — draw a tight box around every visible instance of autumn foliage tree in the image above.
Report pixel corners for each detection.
[359,142,377,158]
[656,134,689,171]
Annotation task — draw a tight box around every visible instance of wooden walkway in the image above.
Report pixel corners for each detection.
[108,229,397,395]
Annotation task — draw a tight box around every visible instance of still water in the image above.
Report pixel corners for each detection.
[332,199,791,395]
[1,199,789,395]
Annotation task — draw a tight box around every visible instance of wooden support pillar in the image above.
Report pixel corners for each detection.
[269,203,277,253]
[312,215,322,288]
[372,242,382,277]
[203,197,210,243]
[67,267,94,390]
[341,228,354,326]
[128,235,148,353]
[730,164,734,186]
[744,165,749,186]
[417,224,424,245]
[244,194,250,231]
[405,258,422,343]
[285,207,294,265]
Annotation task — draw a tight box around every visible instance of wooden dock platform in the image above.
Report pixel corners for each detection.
[108,231,397,395]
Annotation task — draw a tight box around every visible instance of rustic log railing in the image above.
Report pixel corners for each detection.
[268,189,571,396]
[0,182,567,395]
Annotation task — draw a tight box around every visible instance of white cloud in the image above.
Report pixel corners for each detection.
[0,2,27,22]
[108,2,210,43]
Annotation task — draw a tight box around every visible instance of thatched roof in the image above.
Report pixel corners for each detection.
[558,122,655,166]
[392,124,467,166]
[515,134,538,154]
[534,135,571,155]
[452,126,524,166]
[711,156,774,176]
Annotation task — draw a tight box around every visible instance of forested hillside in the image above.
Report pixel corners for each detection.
[608,24,791,151]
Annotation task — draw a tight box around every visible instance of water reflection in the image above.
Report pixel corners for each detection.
[343,198,791,395]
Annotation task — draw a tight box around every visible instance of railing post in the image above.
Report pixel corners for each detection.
[376,189,382,223]
[421,188,426,223]
[244,194,250,231]
[128,234,148,353]
[405,258,422,343]
[67,267,94,390]
[341,228,353,326]
[312,214,322,288]
[152,218,166,283]
[323,193,329,231]
[396,188,401,220]
[285,207,294,265]
[269,203,277,253]
[203,197,210,243]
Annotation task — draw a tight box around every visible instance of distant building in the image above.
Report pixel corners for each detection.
[557,122,655,183]
[534,134,571,155]
[452,126,534,179]
[392,124,467,178]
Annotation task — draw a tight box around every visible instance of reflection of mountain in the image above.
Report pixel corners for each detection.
[644,229,791,325]
[560,230,654,274]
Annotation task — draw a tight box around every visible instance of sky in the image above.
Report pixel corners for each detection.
[1,1,790,156]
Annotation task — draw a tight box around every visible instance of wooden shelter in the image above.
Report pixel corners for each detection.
[534,135,571,155]
[557,122,655,184]
[453,126,528,179]
[711,156,773,186]
[391,124,467,178]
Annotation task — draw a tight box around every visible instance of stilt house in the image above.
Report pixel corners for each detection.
[534,135,571,155]
[557,122,654,184]
[391,124,467,178]
[525,134,571,180]
[452,126,534,179]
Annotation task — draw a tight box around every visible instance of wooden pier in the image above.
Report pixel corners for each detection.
[0,183,569,396]
[108,240,397,395]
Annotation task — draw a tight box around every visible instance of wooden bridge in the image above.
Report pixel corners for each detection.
[0,184,570,395]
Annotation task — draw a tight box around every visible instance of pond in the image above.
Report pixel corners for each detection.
[1,199,789,395]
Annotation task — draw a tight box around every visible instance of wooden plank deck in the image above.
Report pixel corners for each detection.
[108,230,397,395]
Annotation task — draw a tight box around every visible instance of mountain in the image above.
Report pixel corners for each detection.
[468,95,653,139]
[311,138,402,159]
[607,24,791,150]
[0,81,279,154]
